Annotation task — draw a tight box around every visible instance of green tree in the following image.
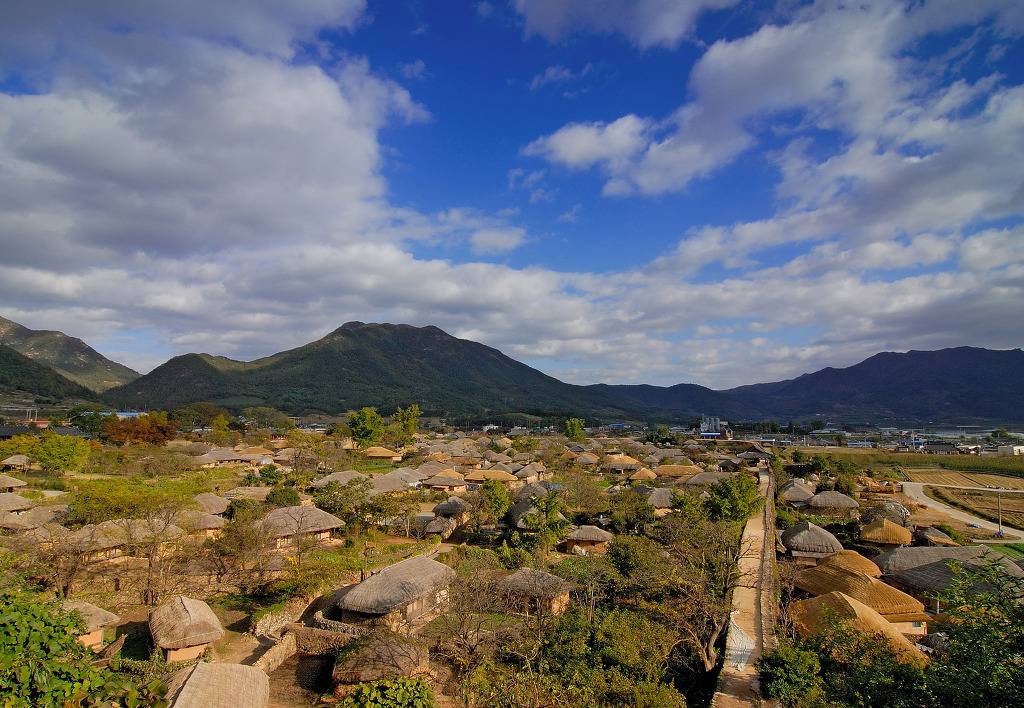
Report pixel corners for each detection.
[703,473,764,522]
[349,407,386,447]
[393,404,421,442]
[313,478,372,531]
[208,413,233,445]
[0,589,163,706]
[265,486,300,508]
[564,417,586,442]
[241,406,295,432]
[478,479,511,527]
[340,677,435,707]
[757,640,825,707]
[0,431,93,473]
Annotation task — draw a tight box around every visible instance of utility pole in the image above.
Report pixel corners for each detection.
[997,490,1003,538]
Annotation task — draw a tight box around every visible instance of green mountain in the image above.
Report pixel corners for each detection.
[0,344,97,402]
[103,322,1024,424]
[0,315,139,392]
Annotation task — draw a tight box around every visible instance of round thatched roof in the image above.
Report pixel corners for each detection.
[0,493,33,513]
[338,556,455,615]
[819,550,882,578]
[149,596,224,649]
[333,634,428,684]
[0,472,27,486]
[629,467,657,481]
[193,492,230,515]
[860,518,912,546]
[654,464,703,479]
[501,567,571,599]
[861,501,911,526]
[778,479,814,502]
[566,525,614,543]
[794,566,926,620]
[164,662,269,708]
[781,521,843,554]
[63,600,120,632]
[808,490,859,509]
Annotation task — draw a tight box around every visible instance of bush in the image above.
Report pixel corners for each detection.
[340,677,435,707]
[757,640,824,706]
[265,486,300,507]
[775,506,798,530]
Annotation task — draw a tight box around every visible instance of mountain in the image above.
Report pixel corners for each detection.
[0,344,97,402]
[0,315,139,392]
[103,322,1024,424]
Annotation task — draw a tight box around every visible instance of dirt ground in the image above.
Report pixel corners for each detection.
[893,491,1001,539]
[268,655,333,707]
[904,469,1024,489]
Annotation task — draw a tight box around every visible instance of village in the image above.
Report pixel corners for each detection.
[0,406,1021,707]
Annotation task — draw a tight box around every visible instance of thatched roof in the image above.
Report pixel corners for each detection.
[260,506,343,539]
[337,556,455,615]
[465,469,518,483]
[364,446,400,458]
[423,516,458,536]
[889,551,1024,595]
[912,526,958,547]
[629,467,657,481]
[433,496,471,517]
[310,470,367,489]
[193,493,229,515]
[149,596,224,649]
[333,634,428,684]
[873,545,992,575]
[683,469,737,486]
[0,493,33,513]
[602,454,641,470]
[820,550,881,578]
[794,566,927,621]
[808,490,859,509]
[224,486,272,502]
[63,600,119,632]
[176,511,227,532]
[515,483,550,502]
[646,487,674,509]
[778,479,814,502]
[861,501,911,526]
[0,472,27,486]
[860,518,912,546]
[502,567,571,599]
[164,662,269,708]
[654,464,702,479]
[422,473,467,488]
[790,592,927,666]
[781,521,843,555]
[565,525,614,543]
[69,518,184,552]
[576,452,599,465]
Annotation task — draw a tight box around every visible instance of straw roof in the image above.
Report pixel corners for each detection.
[69,518,184,552]
[861,501,911,527]
[576,452,600,465]
[63,600,119,632]
[913,526,958,547]
[887,550,1024,595]
[506,499,566,530]
[260,506,343,539]
[310,470,367,489]
[794,566,927,621]
[819,550,881,578]
[565,525,614,543]
[790,592,927,666]
[176,511,227,532]
[223,486,272,502]
[860,518,912,546]
[164,662,269,708]
[515,482,550,502]
[193,493,229,515]
[149,596,224,649]
[781,521,843,555]
[646,487,674,509]
[502,567,571,599]
[364,446,400,458]
[433,496,471,517]
[0,511,34,531]
[464,469,518,483]
[602,454,641,470]
[778,479,814,502]
[333,634,428,684]
[338,556,455,615]
[0,493,33,513]
[422,473,466,488]
[629,467,657,481]
[654,464,702,479]
[0,472,27,486]
[873,545,992,575]
[808,491,859,509]
[683,469,737,486]
[423,516,458,536]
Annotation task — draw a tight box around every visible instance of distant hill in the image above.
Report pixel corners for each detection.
[0,344,97,402]
[103,322,1024,424]
[0,315,139,392]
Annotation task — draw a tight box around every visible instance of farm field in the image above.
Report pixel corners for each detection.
[795,447,1024,476]
[904,469,1024,489]
[930,487,1024,531]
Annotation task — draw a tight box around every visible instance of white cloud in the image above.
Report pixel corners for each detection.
[470,227,527,254]
[512,0,739,49]
[399,59,428,80]
[529,63,591,91]
[558,204,581,223]
[523,114,651,173]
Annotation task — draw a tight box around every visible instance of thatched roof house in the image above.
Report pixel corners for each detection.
[819,550,881,578]
[646,487,674,514]
[149,596,224,662]
[333,634,428,686]
[654,464,702,479]
[260,506,342,546]
[501,568,571,616]
[562,525,614,555]
[778,479,814,504]
[576,452,599,466]
[0,472,27,491]
[808,490,859,512]
[164,662,269,708]
[337,556,455,627]
[223,486,273,502]
[912,526,958,547]
[193,493,229,516]
[683,469,737,487]
[877,546,1024,606]
[176,511,227,536]
[781,521,843,564]
[464,469,519,484]
[69,518,184,560]
[422,472,468,493]
[793,565,929,631]
[629,467,657,482]
[63,600,119,650]
[364,446,402,461]
[790,592,927,666]
[0,456,30,471]
[860,518,912,546]
[0,493,33,514]
[433,496,471,519]
[861,500,911,527]
[602,454,642,471]
[506,499,567,530]
[873,545,992,576]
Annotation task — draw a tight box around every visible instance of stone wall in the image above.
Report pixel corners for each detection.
[287,623,362,656]
[251,596,312,637]
[251,632,296,674]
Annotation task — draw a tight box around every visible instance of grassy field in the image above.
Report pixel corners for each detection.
[930,487,1024,531]
[800,448,1024,476]
[990,543,1024,560]
[904,469,1024,489]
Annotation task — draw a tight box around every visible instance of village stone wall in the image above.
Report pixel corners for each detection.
[251,596,313,637]
[286,623,362,655]
[251,631,296,674]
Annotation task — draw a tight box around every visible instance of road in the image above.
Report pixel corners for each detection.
[902,481,1020,540]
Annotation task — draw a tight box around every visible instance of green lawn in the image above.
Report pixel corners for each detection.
[989,543,1024,560]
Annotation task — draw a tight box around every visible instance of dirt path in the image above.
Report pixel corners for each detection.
[713,469,774,707]
[903,482,1020,540]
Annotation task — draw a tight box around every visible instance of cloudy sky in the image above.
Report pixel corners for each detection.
[1,0,1022,388]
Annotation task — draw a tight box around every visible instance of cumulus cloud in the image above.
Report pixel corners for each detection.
[399,59,428,80]
[529,63,591,91]
[470,227,528,254]
[513,0,739,49]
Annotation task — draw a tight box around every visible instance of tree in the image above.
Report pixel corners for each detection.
[564,417,586,443]
[202,513,276,593]
[208,413,234,445]
[0,589,163,706]
[349,407,386,447]
[608,489,656,534]
[703,473,763,522]
[65,404,110,435]
[313,478,372,531]
[393,404,421,443]
[0,432,92,473]
[241,406,295,432]
[266,486,300,508]
[478,479,511,528]
[757,640,825,706]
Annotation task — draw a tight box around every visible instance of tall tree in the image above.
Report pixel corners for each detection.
[349,407,386,447]
[563,417,586,443]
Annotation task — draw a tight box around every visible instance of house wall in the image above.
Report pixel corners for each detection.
[891,620,927,636]
[163,643,208,662]
[78,628,104,650]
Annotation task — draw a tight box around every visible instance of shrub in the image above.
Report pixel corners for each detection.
[340,677,435,707]
[265,486,300,507]
[757,640,824,706]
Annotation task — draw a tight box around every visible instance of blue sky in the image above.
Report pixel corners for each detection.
[0,1,1022,388]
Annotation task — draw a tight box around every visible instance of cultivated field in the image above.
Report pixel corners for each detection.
[904,469,1024,489]
[797,447,1024,476]
[930,487,1024,531]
